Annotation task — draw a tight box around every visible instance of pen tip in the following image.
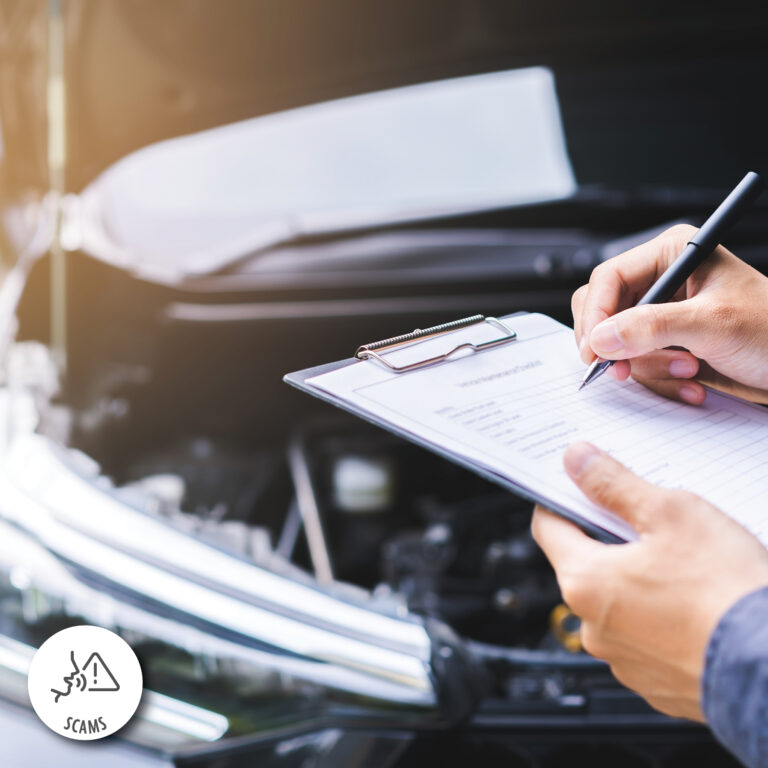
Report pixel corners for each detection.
[578,381,586,392]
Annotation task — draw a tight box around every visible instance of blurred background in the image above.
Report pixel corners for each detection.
[5,1,768,196]
[0,1,764,766]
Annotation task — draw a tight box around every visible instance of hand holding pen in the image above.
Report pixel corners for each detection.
[575,173,768,403]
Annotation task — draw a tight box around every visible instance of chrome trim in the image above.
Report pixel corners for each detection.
[0,634,228,742]
[0,434,438,707]
[0,519,431,710]
[136,692,229,742]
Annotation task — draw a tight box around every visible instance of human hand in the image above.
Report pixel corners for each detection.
[531,442,768,721]
[572,224,768,404]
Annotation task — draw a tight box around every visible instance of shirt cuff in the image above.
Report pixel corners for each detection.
[703,584,768,768]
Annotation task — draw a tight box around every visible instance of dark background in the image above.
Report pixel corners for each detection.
[2,1,768,198]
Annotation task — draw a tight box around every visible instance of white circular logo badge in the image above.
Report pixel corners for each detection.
[27,625,143,740]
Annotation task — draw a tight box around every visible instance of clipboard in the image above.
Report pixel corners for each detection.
[284,311,625,544]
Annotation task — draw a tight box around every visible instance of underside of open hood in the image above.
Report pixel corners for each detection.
[69,67,574,282]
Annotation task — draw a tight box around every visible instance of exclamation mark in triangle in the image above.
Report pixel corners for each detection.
[82,652,120,692]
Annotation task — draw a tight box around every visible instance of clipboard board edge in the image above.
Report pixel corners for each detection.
[283,363,626,546]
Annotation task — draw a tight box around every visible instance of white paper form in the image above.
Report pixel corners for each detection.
[307,313,768,545]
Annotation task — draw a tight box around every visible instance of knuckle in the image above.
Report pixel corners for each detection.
[685,298,708,330]
[582,463,620,507]
[642,304,669,345]
[557,568,589,614]
[660,490,696,522]
[664,223,697,245]
[632,483,664,512]
[706,301,743,335]
[627,353,663,382]
[589,261,609,285]
[579,623,605,659]
[659,225,698,267]
[571,284,587,314]
[556,570,576,604]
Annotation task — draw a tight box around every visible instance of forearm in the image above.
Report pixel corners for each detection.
[704,585,768,768]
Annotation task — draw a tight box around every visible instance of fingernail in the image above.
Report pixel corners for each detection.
[578,337,586,355]
[669,359,697,378]
[590,320,623,353]
[564,442,601,477]
[680,385,703,404]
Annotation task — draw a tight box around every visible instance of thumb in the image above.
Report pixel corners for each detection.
[564,442,660,533]
[588,299,703,360]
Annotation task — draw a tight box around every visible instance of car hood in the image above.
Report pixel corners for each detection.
[65,67,574,282]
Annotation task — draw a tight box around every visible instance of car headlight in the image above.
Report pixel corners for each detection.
[0,432,476,752]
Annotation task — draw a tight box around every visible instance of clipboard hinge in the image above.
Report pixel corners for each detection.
[355,314,517,373]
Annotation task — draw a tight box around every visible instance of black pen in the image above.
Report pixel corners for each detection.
[579,171,764,391]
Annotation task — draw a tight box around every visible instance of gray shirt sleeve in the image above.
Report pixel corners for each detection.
[703,585,768,768]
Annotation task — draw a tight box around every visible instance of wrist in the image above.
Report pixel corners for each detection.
[702,585,768,765]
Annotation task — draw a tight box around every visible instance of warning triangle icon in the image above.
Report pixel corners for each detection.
[81,652,120,692]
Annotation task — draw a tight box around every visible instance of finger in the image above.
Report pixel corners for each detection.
[626,350,703,404]
[578,260,629,364]
[632,376,708,406]
[571,285,588,357]
[579,225,696,362]
[607,360,632,381]
[694,361,768,405]
[579,268,628,364]
[532,507,609,618]
[626,349,699,381]
[531,506,604,573]
[563,442,661,532]
[589,298,704,361]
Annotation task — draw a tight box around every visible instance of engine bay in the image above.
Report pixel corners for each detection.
[4,205,763,764]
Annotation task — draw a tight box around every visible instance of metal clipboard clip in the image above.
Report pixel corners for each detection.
[354,314,517,373]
